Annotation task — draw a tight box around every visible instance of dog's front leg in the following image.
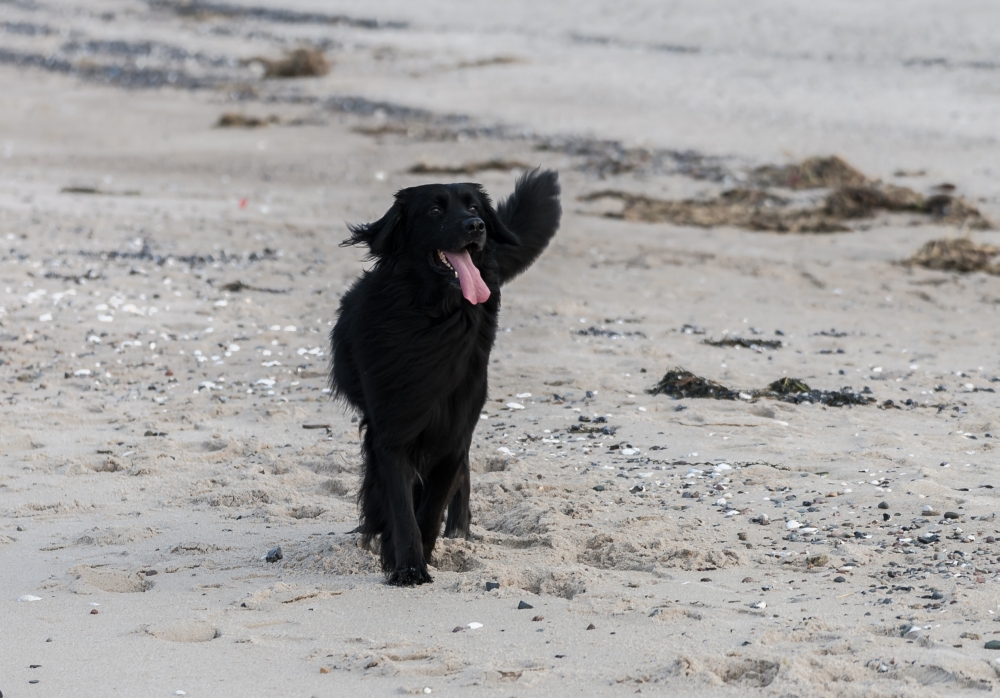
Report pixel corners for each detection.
[375,443,433,586]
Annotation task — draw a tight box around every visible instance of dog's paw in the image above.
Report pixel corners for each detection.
[388,565,433,587]
[442,526,471,540]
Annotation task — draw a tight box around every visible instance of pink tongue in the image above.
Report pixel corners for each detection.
[444,249,491,305]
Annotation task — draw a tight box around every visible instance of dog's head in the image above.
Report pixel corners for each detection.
[343,182,520,305]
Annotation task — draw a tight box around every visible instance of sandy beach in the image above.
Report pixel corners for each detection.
[3,1,1000,695]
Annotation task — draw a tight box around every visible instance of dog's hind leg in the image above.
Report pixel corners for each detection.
[443,462,471,540]
[367,439,432,586]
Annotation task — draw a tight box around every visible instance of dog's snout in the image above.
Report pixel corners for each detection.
[463,217,487,249]
[463,217,486,235]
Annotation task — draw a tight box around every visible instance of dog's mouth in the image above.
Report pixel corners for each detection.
[430,247,490,305]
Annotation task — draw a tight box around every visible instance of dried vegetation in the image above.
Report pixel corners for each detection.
[581,156,991,232]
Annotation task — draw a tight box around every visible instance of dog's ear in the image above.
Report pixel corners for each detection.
[342,197,406,257]
[476,188,521,246]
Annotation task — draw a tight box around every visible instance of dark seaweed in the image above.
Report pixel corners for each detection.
[703,337,782,350]
[577,326,647,339]
[646,369,739,400]
[647,368,876,407]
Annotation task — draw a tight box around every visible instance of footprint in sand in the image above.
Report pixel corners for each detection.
[69,565,155,593]
[145,620,221,643]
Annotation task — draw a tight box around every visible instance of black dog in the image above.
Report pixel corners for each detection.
[330,169,560,585]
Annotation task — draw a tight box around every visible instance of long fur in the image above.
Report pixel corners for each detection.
[330,169,561,585]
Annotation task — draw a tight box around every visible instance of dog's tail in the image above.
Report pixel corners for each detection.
[494,168,561,285]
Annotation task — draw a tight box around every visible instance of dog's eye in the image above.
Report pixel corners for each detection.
[468,205,478,213]
[428,206,442,215]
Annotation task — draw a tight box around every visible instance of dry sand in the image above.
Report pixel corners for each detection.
[3,1,1000,696]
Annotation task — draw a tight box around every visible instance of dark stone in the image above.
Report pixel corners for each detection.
[985,640,1000,650]
[834,576,846,583]
[265,546,283,563]
[485,582,500,591]
[878,501,889,509]
[517,600,533,610]
[944,511,960,519]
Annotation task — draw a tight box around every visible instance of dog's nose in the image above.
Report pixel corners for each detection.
[463,218,486,235]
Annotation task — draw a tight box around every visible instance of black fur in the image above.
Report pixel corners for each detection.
[330,169,560,585]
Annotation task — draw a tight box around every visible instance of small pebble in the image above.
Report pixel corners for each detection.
[586,623,596,630]
[944,511,960,519]
[962,632,982,640]
[17,595,41,602]
[737,532,748,541]
[985,641,1000,650]
[785,520,802,530]
[742,577,755,583]
[700,577,712,582]
[517,601,533,610]
[987,536,997,544]
[265,546,283,563]
[749,601,766,609]
[319,667,330,674]
[485,582,500,591]
[531,615,544,622]
[90,609,99,615]
[921,505,940,516]
[452,626,464,633]
[423,688,432,694]
[467,622,483,629]
[834,576,846,583]
[878,501,889,510]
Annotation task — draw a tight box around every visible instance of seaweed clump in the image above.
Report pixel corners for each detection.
[646,369,739,400]
[752,156,868,190]
[580,156,992,232]
[645,368,875,408]
[252,48,329,78]
[216,113,278,128]
[904,237,1000,275]
[765,378,874,407]
[703,336,782,351]
[407,158,531,175]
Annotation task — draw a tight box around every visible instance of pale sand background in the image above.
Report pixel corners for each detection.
[3,1,1000,695]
